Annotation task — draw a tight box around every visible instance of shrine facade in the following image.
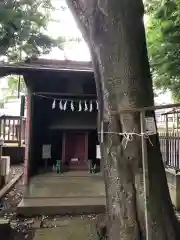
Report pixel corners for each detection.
[19,59,100,182]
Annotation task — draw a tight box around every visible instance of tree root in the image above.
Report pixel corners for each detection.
[96,214,108,239]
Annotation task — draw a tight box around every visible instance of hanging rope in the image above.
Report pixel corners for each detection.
[33,93,97,102]
[33,93,98,112]
[98,129,154,149]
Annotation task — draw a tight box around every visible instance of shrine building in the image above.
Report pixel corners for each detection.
[0,58,101,183]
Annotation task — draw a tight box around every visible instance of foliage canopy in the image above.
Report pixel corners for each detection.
[0,0,63,62]
[147,0,180,102]
[0,0,64,102]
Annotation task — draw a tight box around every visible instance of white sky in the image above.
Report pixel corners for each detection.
[43,0,91,61]
[46,1,149,61]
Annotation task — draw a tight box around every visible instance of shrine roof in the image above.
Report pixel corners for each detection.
[0,58,93,77]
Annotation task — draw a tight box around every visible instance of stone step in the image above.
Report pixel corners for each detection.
[17,197,106,217]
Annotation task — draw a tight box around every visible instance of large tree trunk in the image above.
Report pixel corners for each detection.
[66,0,180,239]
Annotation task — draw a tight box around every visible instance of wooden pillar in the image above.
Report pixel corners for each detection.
[140,111,151,240]
[3,118,6,140]
[176,112,179,135]
[0,139,4,189]
[165,114,169,165]
[0,117,2,138]
[19,96,25,147]
[62,132,66,164]
[85,132,89,166]
[24,93,32,185]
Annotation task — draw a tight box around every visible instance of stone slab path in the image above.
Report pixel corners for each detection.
[33,216,98,240]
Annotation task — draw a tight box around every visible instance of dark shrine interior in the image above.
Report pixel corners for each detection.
[23,69,99,175]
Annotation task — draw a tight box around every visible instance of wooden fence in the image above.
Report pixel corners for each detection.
[159,131,180,171]
[0,116,26,146]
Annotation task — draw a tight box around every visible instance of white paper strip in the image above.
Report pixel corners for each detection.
[78,100,82,111]
[89,101,93,112]
[63,100,67,110]
[145,117,156,135]
[52,100,56,109]
[59,100,63,110]
[51,99,98,112]
[71,101,75,111]
[96,145,101,159]
[84,101,88,111]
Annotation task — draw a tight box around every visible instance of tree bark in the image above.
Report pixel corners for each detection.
[66,0,180,239]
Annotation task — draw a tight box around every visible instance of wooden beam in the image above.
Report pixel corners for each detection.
[33,92,96,97]
[111,103,180,114]
[0,116,24,120]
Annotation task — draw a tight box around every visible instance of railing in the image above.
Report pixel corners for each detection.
[0,115,26,146]
[159,131,180,171]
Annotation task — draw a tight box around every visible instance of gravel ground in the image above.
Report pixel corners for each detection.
[0,165,27,239]
[0,165,24,217]
[1,166,180,240]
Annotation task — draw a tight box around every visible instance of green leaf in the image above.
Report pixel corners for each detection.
[147,0,180,102]
[0,0,64,62]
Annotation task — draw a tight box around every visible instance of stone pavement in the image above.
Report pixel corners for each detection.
[9,215,99,240]
[16,171,105,239]
[33,216,98,240]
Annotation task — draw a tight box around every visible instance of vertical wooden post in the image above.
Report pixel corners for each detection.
[0,138,4,189]
[85,132,89,168]
[18,121,21,147]
[24,94,31,185]
[176,112,178,134]
[177,113,180,169]
[19,96,25,147]
[62,132,66,164]
[3,117,6,141]
[7,119,10,142]
[0,118,2,139]
[140,111,151,240]
[165,114,169,165]
[173,111,175,133]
